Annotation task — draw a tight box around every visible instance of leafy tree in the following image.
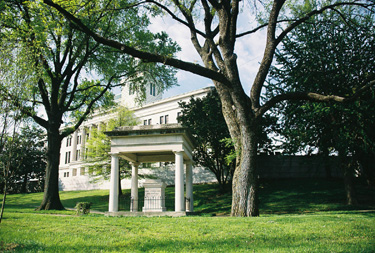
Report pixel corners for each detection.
[0,98,25,222]
[0,0,179,210]
[0,40,33,222]
[45,0,375,216]
[178,89,235,188]
[84,106,139,194]
[1,126,46,194]
[265,3,375,204]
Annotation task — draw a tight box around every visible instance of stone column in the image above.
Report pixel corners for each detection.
[108,153,119,212]
[71,131,78,161]
[174,151,185,212]
[130,162,139,212]
[80,127,86,161]
[186,161,194,212]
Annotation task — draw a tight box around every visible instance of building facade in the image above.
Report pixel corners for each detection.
[58,85,216,191]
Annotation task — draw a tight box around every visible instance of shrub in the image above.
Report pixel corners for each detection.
[75,202,92,215]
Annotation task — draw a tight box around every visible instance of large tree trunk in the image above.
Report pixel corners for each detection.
[36,127,64,210]
[231,127,259,216]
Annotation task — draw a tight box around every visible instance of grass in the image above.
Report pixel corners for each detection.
[1,179,375,252]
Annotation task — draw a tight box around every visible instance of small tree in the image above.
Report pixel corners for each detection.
[0,99,24,223]
[84,106,139,194]
[178,89,235,188]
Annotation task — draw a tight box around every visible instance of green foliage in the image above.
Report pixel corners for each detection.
[221,138,239,166]
[84,106,139,182]
[0,0,179,132]
[266,4,375,157]
[75,202,92,215]
[1,0,180,209]
[0,126,46,194]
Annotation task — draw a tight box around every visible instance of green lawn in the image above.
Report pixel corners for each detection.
[1,179,374,252]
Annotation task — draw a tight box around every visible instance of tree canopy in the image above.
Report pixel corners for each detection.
[84,106,139,192]
[265,4,375,203]
[0,0,179,210]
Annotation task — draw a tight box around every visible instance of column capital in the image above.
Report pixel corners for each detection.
[109,153,119,158]
[130,162,140,167]
[173,150,184,155]
[185,160,193,166]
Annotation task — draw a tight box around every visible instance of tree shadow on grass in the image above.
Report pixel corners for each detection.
[259,178,375,215]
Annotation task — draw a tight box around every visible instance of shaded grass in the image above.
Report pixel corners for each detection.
[259,179,375,214]
[2,178,375,215]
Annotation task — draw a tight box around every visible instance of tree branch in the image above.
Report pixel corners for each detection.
[43,0,230,86]
[275,1,375,45]
[256,79,375,117]
[144,0,207,38]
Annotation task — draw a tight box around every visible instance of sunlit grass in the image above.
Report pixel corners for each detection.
[1,211,374,252]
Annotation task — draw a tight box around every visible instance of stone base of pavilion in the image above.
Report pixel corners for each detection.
[105,211,196,217]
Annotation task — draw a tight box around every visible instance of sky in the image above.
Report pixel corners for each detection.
[148,13,268,99]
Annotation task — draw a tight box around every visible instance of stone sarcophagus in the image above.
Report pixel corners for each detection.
[142,179,166,212]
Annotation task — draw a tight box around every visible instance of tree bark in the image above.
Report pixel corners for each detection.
[21,172,28,193]
[230,124,259,216]
[36,127,64,210]
[0,179,7,223]
[340,156,358,206]
[215,83,260,217]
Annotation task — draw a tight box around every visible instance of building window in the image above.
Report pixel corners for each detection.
[76,149,80,160]
[80,167,85,176]
[165,115,169,124]
[148,119,152,125]
[144,120,147,125]
[150,84,156,96]
[66,136,72,147]
[77,135,81,145]
[73,168,77,177]
[160,116,164,124]
[63,172,70,177]
[65,151,71,164]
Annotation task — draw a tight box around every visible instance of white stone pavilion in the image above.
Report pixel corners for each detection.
[105,123,195,214]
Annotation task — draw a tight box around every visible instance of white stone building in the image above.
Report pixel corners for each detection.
[58,85,216,192]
